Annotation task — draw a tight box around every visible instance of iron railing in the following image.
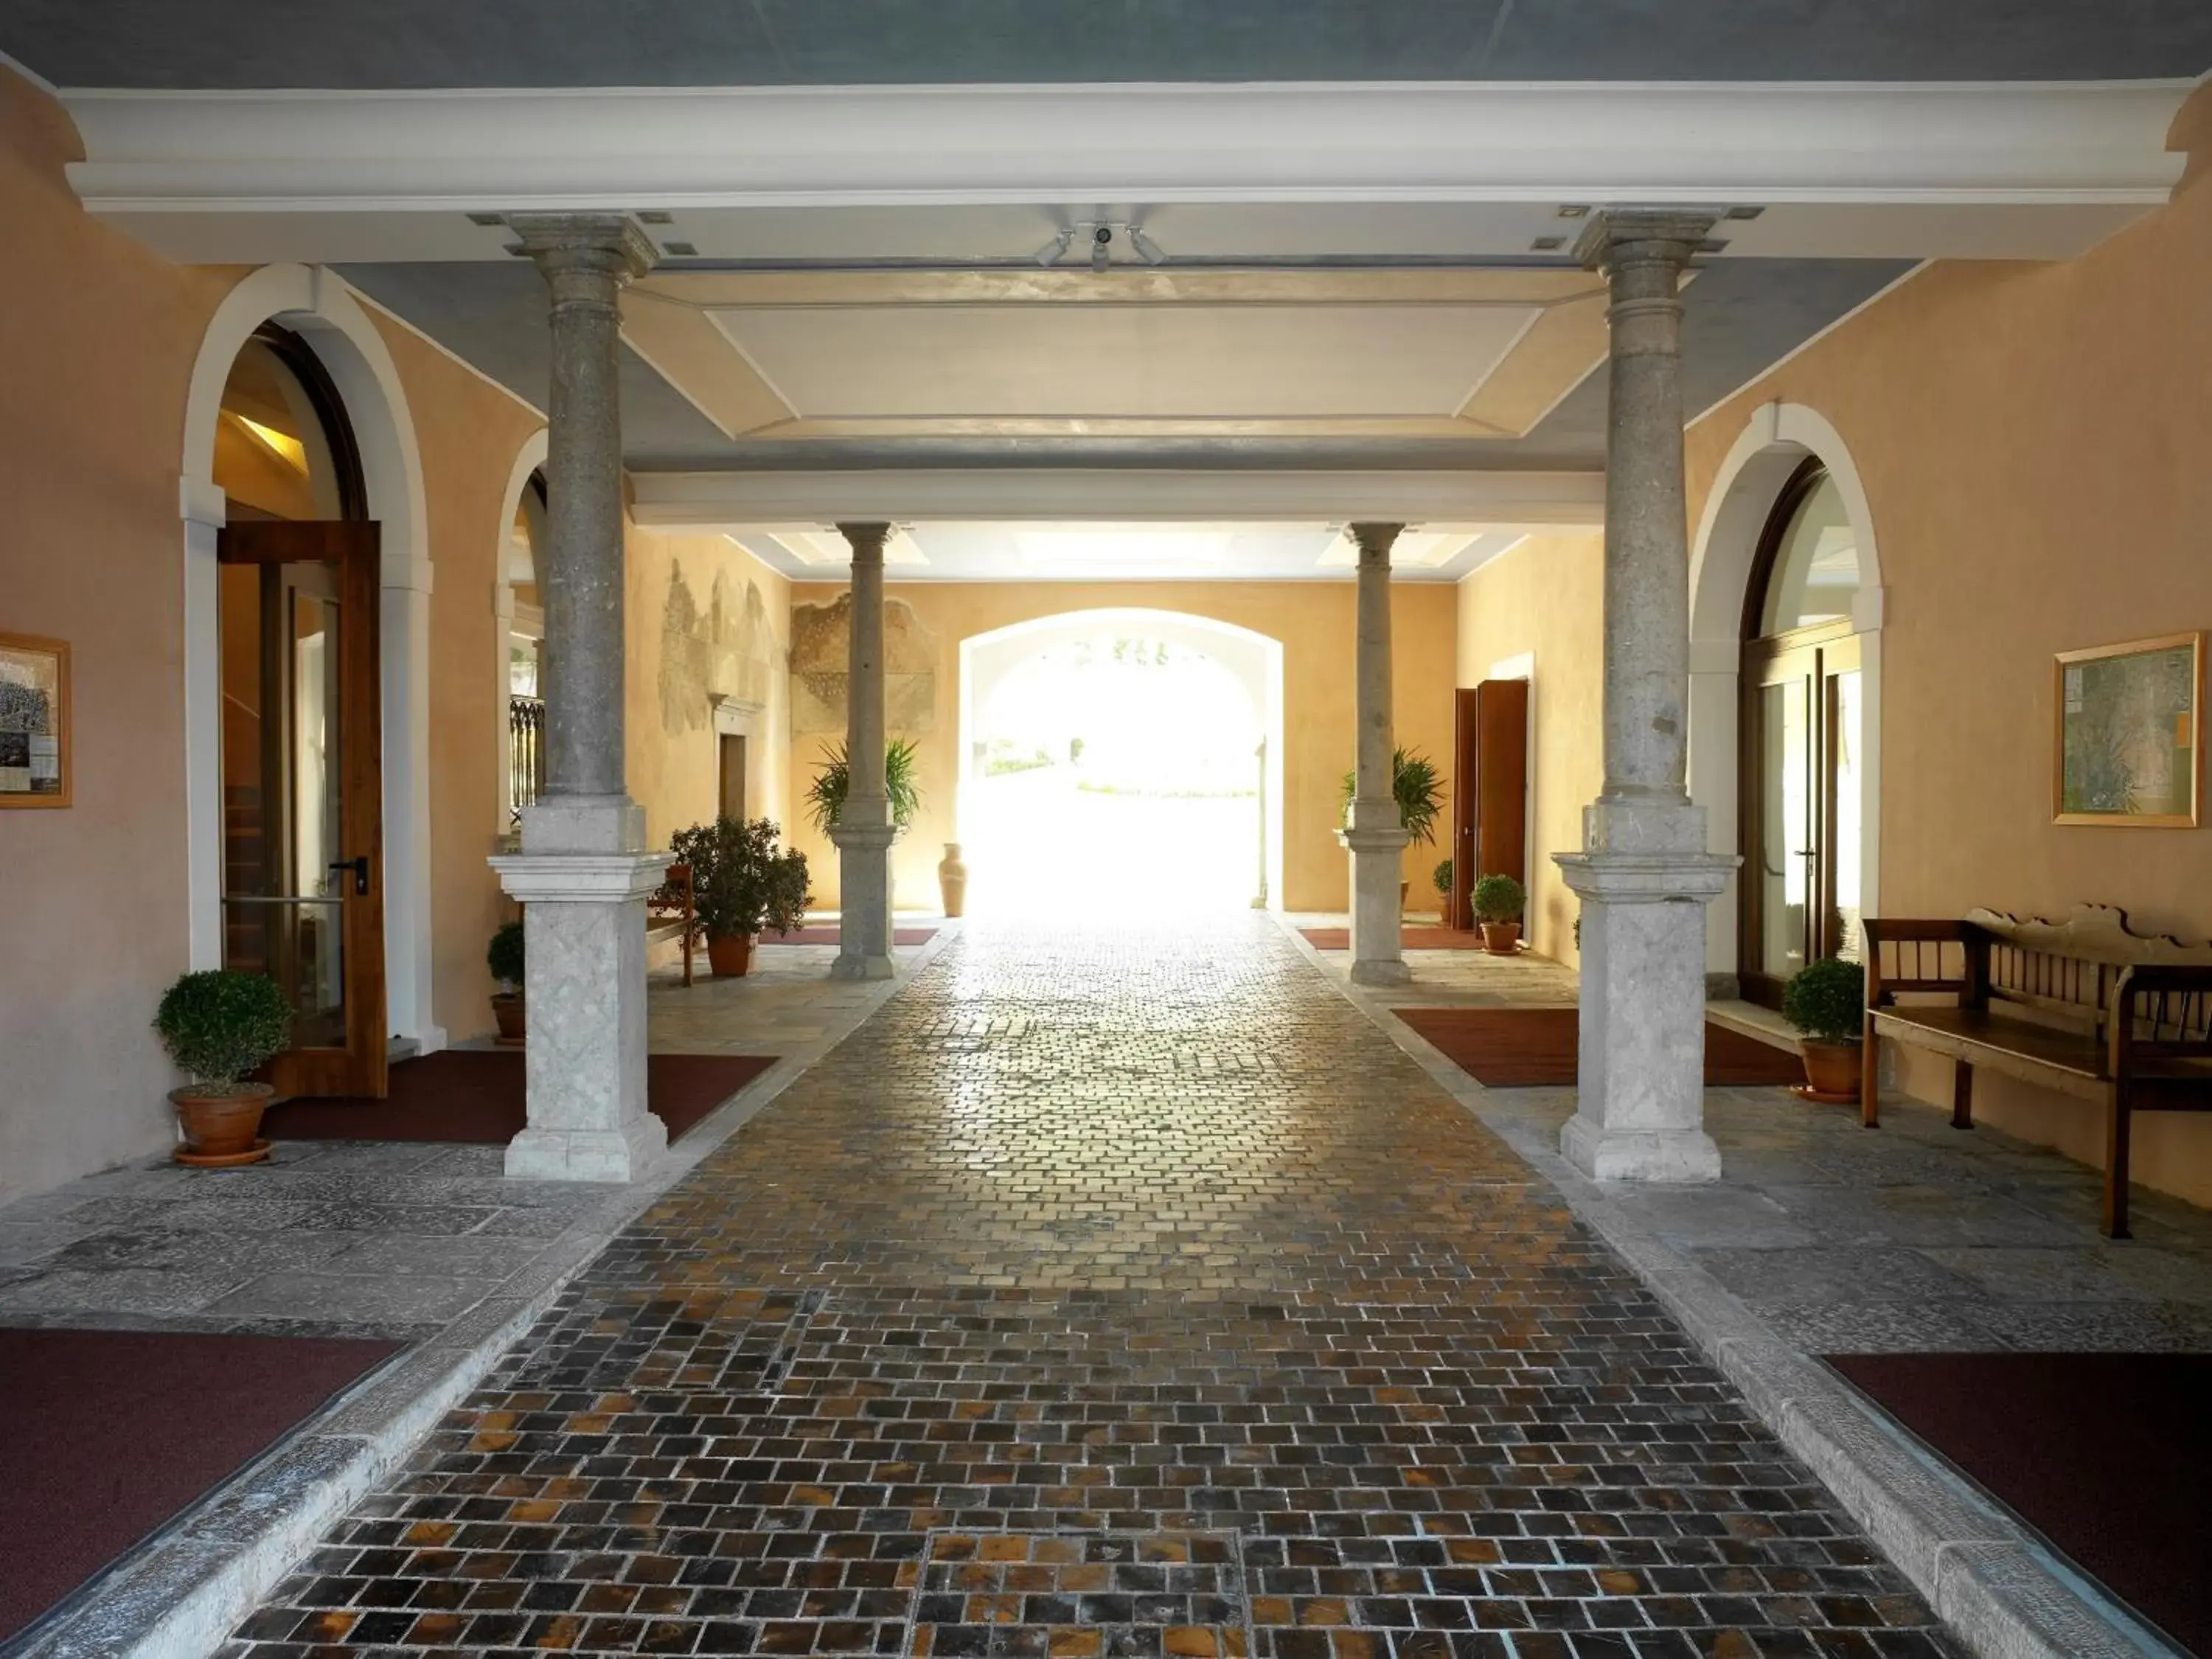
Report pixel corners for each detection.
[509,695,546,826]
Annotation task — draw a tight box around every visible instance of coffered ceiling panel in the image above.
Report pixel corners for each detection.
[707,303,1534,423]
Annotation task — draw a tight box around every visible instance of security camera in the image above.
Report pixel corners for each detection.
[1093,226,1113,245]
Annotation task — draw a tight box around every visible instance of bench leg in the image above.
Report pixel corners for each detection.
[1951,1060,1974,1130]
[1860,1018,1881,1128]
[2103,1088,2132,1241]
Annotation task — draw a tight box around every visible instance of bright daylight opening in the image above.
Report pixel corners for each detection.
[957,610,1284,918]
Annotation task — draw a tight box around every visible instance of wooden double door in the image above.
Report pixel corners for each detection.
[1740,625,1864,1008]
[217,518,389,1097]
[1447,679,1528,931]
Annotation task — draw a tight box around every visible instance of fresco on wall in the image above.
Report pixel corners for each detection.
[659,559,779,736]
[790,594,938,736]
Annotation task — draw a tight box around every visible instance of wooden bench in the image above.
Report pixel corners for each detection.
[646,862,696,987]
[1863,905,2212,1237]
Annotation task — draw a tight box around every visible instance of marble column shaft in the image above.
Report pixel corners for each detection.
[490,214,669,1183]
[1341,523,1410,987]
[830,523,896,981]
[1554,211,1736,1184]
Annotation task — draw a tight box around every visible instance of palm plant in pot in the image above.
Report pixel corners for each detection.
[487,919,526,1045]
[806,737,922,839]
[153,970,294,1166]
[669,815,812,977]
[1338,748,1445,913]
[1783,955,1866,1104]
[1472,873,1526,954]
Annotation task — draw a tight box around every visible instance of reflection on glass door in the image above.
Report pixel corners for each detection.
[1756,668,1813,984]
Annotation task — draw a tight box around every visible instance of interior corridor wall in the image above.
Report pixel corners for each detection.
[1453,532,1605,968]
[624,525,793,851]
[783,581,1458,915]
[1680,87,2212,1205]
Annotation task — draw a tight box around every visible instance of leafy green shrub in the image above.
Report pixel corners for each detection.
[1432,858,1454,897]
[487,920,525,992]
[153,970,293,1089]
[1338,748,1446,846]
[806,739,921,837]
[1783,956,1865,1044]
[672,816,813,942]
[1471,873,1526,923]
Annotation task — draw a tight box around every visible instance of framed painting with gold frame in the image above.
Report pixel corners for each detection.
[2053,631,2202,827]
[0,633,70,809]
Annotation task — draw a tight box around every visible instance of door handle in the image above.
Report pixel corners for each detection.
[329,855,369,897]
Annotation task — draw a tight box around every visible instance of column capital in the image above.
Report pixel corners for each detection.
[1573,209,1717,277]
[838,521,893,564]
[1347,522,1403,563]
[507,213,658,286]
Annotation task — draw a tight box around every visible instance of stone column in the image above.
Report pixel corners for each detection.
[1338,523,1410,986]
[488,213,671,1183]
[830,523,896,981]
[1554,210,1738,1183]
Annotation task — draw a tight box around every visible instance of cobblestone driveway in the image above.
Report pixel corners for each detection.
[227,920,1956,1659]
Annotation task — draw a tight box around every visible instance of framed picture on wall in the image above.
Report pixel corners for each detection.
[0,633,70,808]
[2053,631,2202,827]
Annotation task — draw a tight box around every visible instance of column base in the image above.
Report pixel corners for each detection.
[1339,817,1411,985]
[1349,959,1413,987]
[829,953,897,981]
[1560,1117,1722,1183]
[505,1113,669,1183]
[1554,836,1738,1186]
[830,815,897,981]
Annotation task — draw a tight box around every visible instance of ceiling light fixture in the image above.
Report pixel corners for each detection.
[1032,220,1169,271]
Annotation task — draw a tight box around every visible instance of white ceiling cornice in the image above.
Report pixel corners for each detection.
[66,80,2190,219]
[627,467,1607,527]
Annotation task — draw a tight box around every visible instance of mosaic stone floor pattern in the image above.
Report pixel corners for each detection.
[224,919,1958,1659]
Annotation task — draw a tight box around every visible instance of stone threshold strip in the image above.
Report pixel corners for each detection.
[0,930,958,1659]
[1276,917,2185,1659]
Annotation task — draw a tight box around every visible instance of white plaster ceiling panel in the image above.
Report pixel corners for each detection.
[708,304,1534,421]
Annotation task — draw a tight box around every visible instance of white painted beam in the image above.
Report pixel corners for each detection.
[627,467,1607,527]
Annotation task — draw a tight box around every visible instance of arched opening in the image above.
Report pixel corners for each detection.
[956,610,1285,917]
[1688,401,1883,1007]
[182,265,439,1076]
[497,450,549,836]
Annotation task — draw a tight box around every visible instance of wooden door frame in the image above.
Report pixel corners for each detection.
[1739,619,1854,1008]
[216,518,388,1097]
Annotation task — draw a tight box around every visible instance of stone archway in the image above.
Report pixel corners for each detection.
[1688,400,1885,988]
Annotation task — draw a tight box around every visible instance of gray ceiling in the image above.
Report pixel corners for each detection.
[338,255,1913,473]
[7,1,2210,88]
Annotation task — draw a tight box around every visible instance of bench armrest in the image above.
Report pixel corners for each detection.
[2111,964,2212,1074]
[1862,918,1985,1006]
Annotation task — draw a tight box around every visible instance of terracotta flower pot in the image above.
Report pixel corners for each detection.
[1798,1038,1863,1102]
[171,1083,274,1162]
[706,933,757,977]
[490,992,526,1046]
[1480,920,1522,955]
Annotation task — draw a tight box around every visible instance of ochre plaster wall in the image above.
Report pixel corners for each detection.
[0,69,243,1202]
[784,581,1458,915]
[625,526,793,852]
[1454,533,1604,967]
[1680,97,2212,1205]
[363,313,545,1045]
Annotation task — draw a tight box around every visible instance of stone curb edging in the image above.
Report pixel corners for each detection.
[1274,917,2182,1659]
[2,923,959,1659]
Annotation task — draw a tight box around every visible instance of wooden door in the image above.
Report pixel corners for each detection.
[216,520,388,1097]
[1450,679,1529,930]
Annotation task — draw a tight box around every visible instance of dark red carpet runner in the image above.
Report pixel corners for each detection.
[262,1049,774,1144]
[1829,1352,2212,1656]
[1391,1005,1805,1088]
[0,1328,400,1642]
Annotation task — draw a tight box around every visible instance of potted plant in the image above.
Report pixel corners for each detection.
[669,815,812,977]
[807,737,922,838]
[153,970,294,1166]
[1338,748,1445,912]
[1432,858,1454,923]
[487,919,526,1045]
[1784,955,1867,1102]
[1472,873,1526,953]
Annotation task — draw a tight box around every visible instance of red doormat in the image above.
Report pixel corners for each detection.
[0,1326,401,1643]
[1828,1352,2212,1656]
[1301,927,1496,951]
[760,926,938,946]
[1391,1006,1805,1088]
[262,1050,774,1144]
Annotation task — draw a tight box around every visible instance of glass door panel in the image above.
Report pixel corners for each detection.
[1756,675,1813,983]
[1829,667,1865,961]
